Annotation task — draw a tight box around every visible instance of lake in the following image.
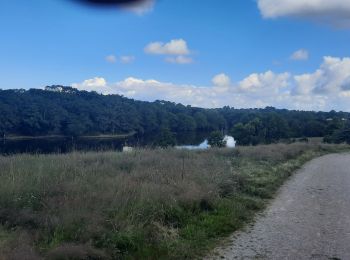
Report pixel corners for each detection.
[0,131,211,155]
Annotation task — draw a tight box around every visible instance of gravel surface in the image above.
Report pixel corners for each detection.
[208,153,350,260]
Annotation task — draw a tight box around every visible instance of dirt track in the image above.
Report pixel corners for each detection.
[209,153,350,260]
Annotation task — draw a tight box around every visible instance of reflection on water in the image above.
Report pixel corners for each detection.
[0,138,124,154]
[0,131,211,155]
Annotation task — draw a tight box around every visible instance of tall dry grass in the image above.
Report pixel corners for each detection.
[0,142,348,259]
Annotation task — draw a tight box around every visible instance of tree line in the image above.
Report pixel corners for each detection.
[0,86,349,145]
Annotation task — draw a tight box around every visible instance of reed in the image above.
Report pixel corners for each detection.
[0,143,348,259]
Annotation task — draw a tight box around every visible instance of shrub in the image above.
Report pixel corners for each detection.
[208,131,226,148]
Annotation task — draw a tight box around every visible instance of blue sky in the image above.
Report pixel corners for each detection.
[1,0,350,111]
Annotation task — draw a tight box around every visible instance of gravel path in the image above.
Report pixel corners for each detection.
[208,153,350,260]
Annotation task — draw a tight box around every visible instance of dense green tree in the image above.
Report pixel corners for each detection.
[208,131,226,148]
[156,129,176,148]
[324,123,350,144]
[303,120,327,137]
[0,86,349,146]
[230,123,254,145]
[194,112,209,130]
[176,114,197,132]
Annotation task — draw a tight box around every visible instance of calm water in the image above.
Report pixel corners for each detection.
[0,132,210,155]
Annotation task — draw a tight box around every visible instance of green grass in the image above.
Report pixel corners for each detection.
[0,227,11,248]
[0,143,349,259]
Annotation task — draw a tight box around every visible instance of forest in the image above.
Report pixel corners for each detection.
[0,85,349,145]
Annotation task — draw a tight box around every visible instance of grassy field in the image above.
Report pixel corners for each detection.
[0,143,349,259]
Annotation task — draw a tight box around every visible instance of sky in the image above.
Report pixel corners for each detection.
[1,0,350,111]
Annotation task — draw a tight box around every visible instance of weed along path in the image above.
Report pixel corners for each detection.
[208,153,350,260]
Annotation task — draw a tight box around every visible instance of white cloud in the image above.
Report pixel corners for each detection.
[239,71,290,94]
[105,55,117,63]
[145,39,190,56]
[105,55,135,64]
[120,56,135,64]
[124,0,155,15]
[294,71,322,95]
[145,39,194,64]
[290,49,309,61]
[73,77,107,92]
[80,77,106,87]
[165,55,193,64]
[258,0,350,27]
[72,56,350,111]
[212,73,231,87]
[295,56,350,94]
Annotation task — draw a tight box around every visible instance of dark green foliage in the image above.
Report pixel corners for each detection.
[208,131,226,147]
[0,86,349,145]
[156,129,176,148]
[324,123,350,144]
[231,114,290,145]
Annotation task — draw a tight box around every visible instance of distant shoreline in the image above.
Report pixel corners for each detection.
[2,132,136,141]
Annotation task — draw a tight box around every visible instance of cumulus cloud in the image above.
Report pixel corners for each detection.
[212,73,231,87]
[145,39,190,55]
[145,39,194,64]
[258,0,350,27]
[290,49,309,61]
[73,77,107,92]
[293,71,322,95]
[239,71,290,94]
[73,56,350,111]
[295,56,350,94]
